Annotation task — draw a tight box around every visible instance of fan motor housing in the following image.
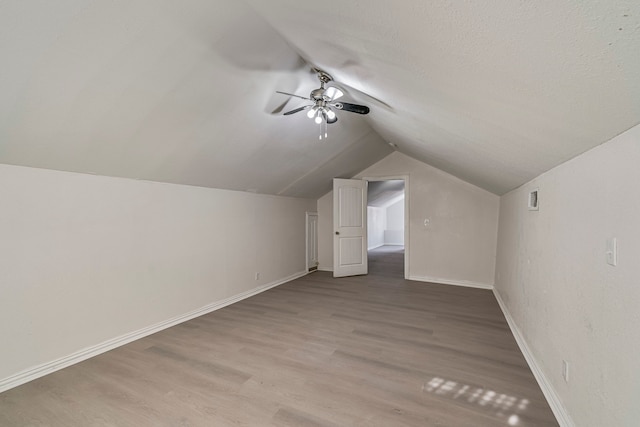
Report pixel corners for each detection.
[310,88,325,100]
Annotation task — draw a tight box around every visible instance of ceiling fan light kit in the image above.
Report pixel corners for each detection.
[276,69,370,140]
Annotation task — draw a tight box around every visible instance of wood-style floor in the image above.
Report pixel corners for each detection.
[0,246,558,426]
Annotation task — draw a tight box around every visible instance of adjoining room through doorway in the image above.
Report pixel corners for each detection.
[367,179,405,278]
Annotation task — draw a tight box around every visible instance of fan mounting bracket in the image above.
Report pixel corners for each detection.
[316,70,333,85]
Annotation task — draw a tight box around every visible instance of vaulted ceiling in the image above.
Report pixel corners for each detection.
[368,180,405,208]
[2,0,639,198]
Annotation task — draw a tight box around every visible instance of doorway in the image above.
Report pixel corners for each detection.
[365,178,407,278]
[306,212,319,272]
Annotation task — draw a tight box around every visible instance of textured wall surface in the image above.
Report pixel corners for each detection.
[318,152,499,286]
[0,164,315,381]
[495,124,640,426]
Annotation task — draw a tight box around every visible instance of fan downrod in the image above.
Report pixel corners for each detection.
[310,69,334,100]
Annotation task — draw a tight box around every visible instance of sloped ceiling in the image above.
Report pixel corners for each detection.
[248,0,640,194]
[0,0,392,199]
[368,180,405,208]
[2,1,640,198]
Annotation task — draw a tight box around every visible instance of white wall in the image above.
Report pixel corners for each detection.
[384,198,405,245]
[367,206,386,249]
[494,124,640,427]
[318,152,499,287]
[386,198,405,230]
[0,164,315,385]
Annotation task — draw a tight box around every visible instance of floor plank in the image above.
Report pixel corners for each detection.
[0,245,558,426]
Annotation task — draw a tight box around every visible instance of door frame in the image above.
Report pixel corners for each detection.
[362,175,410,279]
[305,211,319,272]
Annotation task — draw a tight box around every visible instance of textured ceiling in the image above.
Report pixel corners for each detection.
[1,1,639,197]
[0,0,392,199]
[248,0,640,194]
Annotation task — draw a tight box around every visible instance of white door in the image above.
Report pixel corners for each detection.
[333,178,368,277]
[306,212,318,271]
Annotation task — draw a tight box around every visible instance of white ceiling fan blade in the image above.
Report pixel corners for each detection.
[276,91,310,101]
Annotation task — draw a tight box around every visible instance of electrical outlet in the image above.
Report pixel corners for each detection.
[255,272,260,280]
[562,360,570,383]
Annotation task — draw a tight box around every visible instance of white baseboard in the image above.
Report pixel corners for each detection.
[492,288,574,427]
[317,267,333,272]
[0,270,307,394]
[367,243,384,250]
[408,275,493,290]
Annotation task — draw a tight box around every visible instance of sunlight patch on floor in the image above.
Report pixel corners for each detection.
[423,376,529,425]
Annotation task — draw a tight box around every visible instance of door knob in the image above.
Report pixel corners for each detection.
[335,231,340,235]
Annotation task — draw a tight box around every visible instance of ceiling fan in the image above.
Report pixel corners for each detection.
[276,69,370,129]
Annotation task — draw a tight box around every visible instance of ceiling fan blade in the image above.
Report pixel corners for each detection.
[332,81,394,111]
[283,105,312,115]
[276,91,310,101]
[270,99,289,115]
[334,102,370,115]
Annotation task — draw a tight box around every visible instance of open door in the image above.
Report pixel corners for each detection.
[333,178,368,277]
